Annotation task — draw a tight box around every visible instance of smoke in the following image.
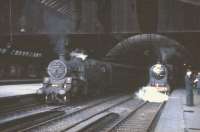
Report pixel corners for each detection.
[70,51,88,61]
[136,86,168,103]
[21,1,75,55]
[159,47,177,63]
[47,35,67,55]
[43,9,75,55]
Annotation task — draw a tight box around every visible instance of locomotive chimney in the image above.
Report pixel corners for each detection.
[59,54,65,61]
[59,50,71,61]
[58,46,70,61]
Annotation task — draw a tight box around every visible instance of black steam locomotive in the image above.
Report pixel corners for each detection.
[148,62,170,94]
[37,52,143,103]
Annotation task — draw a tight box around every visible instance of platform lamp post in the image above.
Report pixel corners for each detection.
[6,0,13,55]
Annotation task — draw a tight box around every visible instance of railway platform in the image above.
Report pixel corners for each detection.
[155,88,200,132]
[0,83,42,98]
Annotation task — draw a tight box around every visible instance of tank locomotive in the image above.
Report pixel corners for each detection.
[37,51,142,103]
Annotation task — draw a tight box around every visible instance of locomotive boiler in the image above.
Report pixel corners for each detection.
[37,51,143,104]
[149,62,170,94]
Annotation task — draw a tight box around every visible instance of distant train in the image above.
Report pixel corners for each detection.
[37,52,144,103]
[148,62,171,94]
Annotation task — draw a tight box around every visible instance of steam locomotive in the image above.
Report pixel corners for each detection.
[148,62,170,94]
[37,52,143,103]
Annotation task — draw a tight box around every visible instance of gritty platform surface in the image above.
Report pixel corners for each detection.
[0,83,42,98]
[155,88,200,132]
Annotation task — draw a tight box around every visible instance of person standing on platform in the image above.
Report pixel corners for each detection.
[194,72,200,95]
[185,69,194,106]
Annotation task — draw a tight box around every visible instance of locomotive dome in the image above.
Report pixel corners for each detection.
[47,59,67,80]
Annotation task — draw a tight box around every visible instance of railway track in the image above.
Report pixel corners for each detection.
[65,100,164,132]
[0,94,42,114]
[108,103,164,132]
[0,94,165,132]
[0,104,65,130]
[0,95,125,132]
[22,95,131,132]
[66,98,145,132]
[107,103,163,132]
[0,102,45,115]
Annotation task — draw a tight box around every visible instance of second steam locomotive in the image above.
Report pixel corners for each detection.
[148,62,171,94]
[37,51,143,103]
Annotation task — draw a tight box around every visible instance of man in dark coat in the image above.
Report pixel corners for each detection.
[194,72,200,95]
[185,69,194,106]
